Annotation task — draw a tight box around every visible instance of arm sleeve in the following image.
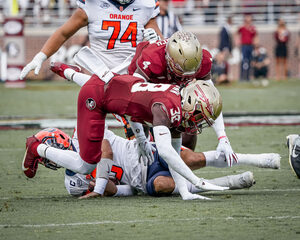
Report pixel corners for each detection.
[153,125,198,185]
[206,79,226,138]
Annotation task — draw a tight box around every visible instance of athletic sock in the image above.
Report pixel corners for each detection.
[71,72,91,87]
[40,146,96,174]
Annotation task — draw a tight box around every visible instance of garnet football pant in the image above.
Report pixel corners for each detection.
[77,75,106,164]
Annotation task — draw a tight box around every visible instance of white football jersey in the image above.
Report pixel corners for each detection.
[65,129,147,196]
[77,0,159,74]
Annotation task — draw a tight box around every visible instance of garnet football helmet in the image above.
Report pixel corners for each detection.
[180,80,222,134]
[35,128,72,170]
[166,31,202,84]
[113,0,135,5]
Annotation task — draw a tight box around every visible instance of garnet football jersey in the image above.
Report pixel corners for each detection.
[128,39,213,84]
[102,74,182,127]
[77,0,159,73]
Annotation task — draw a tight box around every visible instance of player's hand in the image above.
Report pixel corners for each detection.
[181,192,211,201]
[143,28,160,44]
[215,136,238,167]
[20,52,47,79]
[79,191,102,199]
[136,136,155,166]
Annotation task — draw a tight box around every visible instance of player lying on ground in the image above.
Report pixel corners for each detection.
[23,72,229,200]
[34,128,280,198]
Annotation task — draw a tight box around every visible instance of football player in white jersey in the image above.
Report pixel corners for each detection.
[20,0,162,79]
[33,128,280,198]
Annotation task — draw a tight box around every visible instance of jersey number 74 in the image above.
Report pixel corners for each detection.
[102,21,137,49]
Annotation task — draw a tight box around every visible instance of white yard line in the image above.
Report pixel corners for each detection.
[1,216,300,228]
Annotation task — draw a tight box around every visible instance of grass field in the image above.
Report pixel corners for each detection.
[0,79,300,240]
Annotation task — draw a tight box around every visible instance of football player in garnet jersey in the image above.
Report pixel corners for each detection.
[20,0,163,79]
[127,31,237,165]
[23,72,230,200]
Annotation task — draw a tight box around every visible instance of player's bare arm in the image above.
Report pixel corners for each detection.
[145,17,164,40]
[41,8,88,57]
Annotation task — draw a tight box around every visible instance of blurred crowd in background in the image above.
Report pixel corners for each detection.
[0,0,299,26]
[0,0,300,84]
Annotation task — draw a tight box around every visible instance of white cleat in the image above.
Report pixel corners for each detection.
[195,178,229,191]
[258,153,281,169]
[227,171,255,190]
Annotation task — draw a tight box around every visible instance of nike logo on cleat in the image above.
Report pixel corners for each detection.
[159,133,168,136]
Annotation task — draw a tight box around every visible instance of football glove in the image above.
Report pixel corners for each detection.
[20,52,47,79]
[216,136,238,167]
[136,135,155,166]
[143,28,160,44]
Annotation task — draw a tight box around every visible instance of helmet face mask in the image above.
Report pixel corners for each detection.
[180,80,222,135]
[166,31,203,85]
[113,0,135,5]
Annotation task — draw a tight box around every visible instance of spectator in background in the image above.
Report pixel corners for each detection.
[156,0,183,38]
[219,15,233,56]
[212,51,229,85]
[274,19,290,81]
[251,44,270,87]
[236,14,257,82]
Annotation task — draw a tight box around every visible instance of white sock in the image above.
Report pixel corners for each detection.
[204,151,232,168]
[71,72,91,87]
[42,146,96,174]
[37,143,48,157]
[113,185,134,197]
[64,68,75,81]
[204,151,275,168]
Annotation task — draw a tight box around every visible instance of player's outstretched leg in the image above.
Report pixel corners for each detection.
[51,61,91,87]
[287,134,300,178]
[203,151,280,169]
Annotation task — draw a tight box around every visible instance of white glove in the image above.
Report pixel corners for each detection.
[143,28,160,44]
[136,135,155,166]
[216,136,238,167]
[182,192,211,201]
[20,52,47,79]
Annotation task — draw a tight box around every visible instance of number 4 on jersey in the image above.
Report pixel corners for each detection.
[102,21,137,49]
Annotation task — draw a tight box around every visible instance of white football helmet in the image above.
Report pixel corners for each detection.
[166,31,202,84]
[113,0,135,4]
[180,80,222,134]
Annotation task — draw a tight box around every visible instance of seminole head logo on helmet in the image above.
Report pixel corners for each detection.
[166,31,203,85]
[180,80,222,134]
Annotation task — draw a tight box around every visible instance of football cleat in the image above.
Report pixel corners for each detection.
[50,62,81,80]
[257,153,281,169]
[287,134,300,178]
[227,171,255,190]
[22,136,41,178]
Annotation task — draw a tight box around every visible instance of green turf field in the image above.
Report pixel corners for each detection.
[0,79,300,239]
